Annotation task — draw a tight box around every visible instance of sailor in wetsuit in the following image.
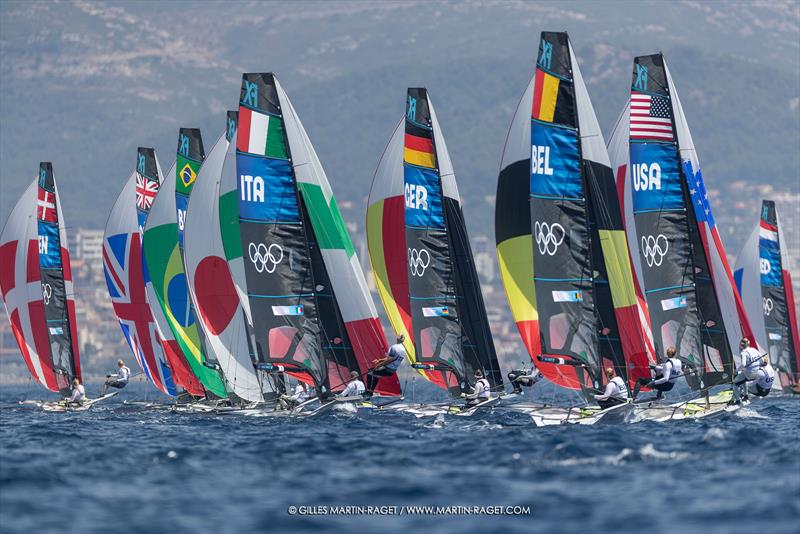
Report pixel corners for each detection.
[632,346,683,400]
[733,337,763,402]
[465,369,491,407]
[507,366,543,394]
[594,367,629,409]
[747,356,775,398]
[339,371,366,398]
[66,377,86,406]
[102,359,130,394]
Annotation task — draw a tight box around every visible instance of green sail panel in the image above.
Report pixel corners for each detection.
[142,128,227,397]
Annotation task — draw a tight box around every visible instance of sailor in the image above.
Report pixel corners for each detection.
[465,369,491,406]
[733,337,763,402]
[594,367,629,409]
[66,377,85,406]
[632,346,683,400]
[747,356,775,398]
[365,334,406,397]
[279,381,313,409]
[507,366,543,394]
[102,359,130,394]
[339,370,366,398]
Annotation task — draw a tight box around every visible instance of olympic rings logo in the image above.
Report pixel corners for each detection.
[408,248,431,277]
[42,283,52,305]
[641,234,669,267]
[248,242,283,274]
[534,221,565,256]
[763,297,774,316]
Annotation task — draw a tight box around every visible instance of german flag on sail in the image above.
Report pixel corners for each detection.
[237,106,288,160]
[531,68,575,127]
[404,131,436,168]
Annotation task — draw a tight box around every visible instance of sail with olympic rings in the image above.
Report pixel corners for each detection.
[495,32,655,399]
[221,73,400,397]
[367,87,502,397]
[607,52,755,391]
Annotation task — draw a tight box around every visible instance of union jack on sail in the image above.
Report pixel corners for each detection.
[135,174,159,210]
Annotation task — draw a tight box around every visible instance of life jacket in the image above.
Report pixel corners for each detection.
[475,378,491,398]
[610,376,628,399]
[667,358,682,383]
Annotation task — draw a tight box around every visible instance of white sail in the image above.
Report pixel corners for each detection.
[184,128,263,402]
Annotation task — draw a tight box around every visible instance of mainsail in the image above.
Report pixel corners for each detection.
[143,131,228,398]
[0,163,81,394]
[104,168,177,395]
[224,73,400,396]
[495,32,653,395]
[368,88,502,395]
[734,200,800,390]
[184,112,264,402]
[607,53,755,389]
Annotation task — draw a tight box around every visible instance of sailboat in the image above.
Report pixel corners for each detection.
[142,130,229,400]
[0,163,105,409]
[494,32,654,425]
[607,52,756,420]
[104,152,179,397]
[734,200,800,393]
[222,72,400,408]
[367,87,503,414]
[184,111,268,404]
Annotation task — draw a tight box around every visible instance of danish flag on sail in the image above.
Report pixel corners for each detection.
[37,188,57,223]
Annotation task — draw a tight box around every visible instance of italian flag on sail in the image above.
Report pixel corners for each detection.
[237,107,288,159]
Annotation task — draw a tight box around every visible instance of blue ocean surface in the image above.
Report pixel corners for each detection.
[1,381,798,534]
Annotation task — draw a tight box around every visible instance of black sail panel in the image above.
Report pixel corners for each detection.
[235,73,327,391]
[530,32,600,389]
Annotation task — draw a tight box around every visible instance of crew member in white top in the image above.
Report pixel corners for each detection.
[747,356,775,398]
[66,377,86,406]
[733,337,763,402]
[465,369,491,406]
[594,367,629,409]
[365,334,406,398]
[632,346,684,400]
[102,359,131,394]
[339,371,366,398]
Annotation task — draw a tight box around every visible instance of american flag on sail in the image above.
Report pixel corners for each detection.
[135,174,159,210]
[630,91,674,141]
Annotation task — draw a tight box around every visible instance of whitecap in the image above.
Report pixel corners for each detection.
[639,443,689,461]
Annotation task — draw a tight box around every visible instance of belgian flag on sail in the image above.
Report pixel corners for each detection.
[404,88,437,169]
[531,32,575,128]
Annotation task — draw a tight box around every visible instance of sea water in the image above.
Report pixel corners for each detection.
[1,382,798,534]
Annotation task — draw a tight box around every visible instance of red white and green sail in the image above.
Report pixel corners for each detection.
[607,53,756,389]
[495,33,654,394]
[224,73,400,395]
[734,200,800,390]
[184,112,264,402]
[143,131,228,398]
[0,164,81,394]
[103,167,176,395]
[368,88,502,395]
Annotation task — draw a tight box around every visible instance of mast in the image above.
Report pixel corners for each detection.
[143,131,228,398]
[0,165,81,394]
[497,32,654,396]
[184,111,265,402]
[103,168,177,395]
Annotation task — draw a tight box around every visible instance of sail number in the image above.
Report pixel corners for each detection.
[531,145,554,176]
[632,162,662,191]
[405,183,428,211]
[240,174,265,203]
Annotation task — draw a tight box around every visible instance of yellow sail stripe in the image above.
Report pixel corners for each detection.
[404,147,436,168]
[598,229,637,308]
[497,234,537,323]
[538,72,560,123]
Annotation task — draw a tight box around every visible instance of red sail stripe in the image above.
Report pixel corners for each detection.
[781,269,800,377]
[531,68,545,119]
[346,316,401,396]
[161,339,204,396]
[26,240,39,283]
[0,241,16,296]
[9,309,40,388]
[404,133,433,154]
[28,299,58,391]
[236,106,252,154]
